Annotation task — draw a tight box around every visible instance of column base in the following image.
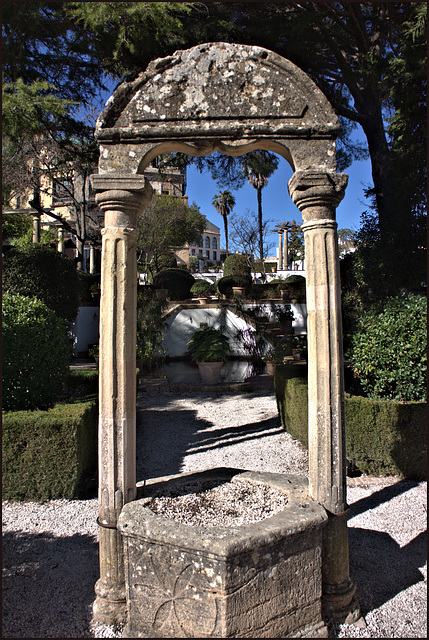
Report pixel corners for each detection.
[322,578,360,623]
[91,577,128,628]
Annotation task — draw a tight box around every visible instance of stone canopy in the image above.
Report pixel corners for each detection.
[90,41,359,630]
[95,42,340,173]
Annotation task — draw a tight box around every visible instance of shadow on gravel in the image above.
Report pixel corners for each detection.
[345,479,427,618]
[136,404,283,482]
[348,527,427,616]
[185,417,284,454]
[2,529,98,638]
[348,479,420,519]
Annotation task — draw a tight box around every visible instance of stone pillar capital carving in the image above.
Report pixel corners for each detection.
[90,173,153,227]
[288,171,348,221]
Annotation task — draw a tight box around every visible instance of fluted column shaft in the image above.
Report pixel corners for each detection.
[288,170,347,513]
[278,232,283,270]
[283,229,288,270]
[90,174,153,626]
[288,170,359,622]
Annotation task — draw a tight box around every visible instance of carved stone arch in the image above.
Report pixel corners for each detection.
[90,42,359,628]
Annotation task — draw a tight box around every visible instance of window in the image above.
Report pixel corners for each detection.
[199,249,203,256]
[212,237,217,249]
[53,177,73,200]
[191,248,195,256]
[206,250,210,258]
[205,236,210,248]
[213,251,217,261]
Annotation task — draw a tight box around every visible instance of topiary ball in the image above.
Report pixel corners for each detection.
[153,268,195,300]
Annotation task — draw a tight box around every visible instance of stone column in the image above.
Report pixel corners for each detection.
[89,244,96,274]
[57,228,65,253]
[278,231,283,270]
[90,174,153,626]
[283,228,289,270]
[288,170,359,623]
[32,214,41,244]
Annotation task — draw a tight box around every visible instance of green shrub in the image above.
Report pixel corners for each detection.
[274,363,427,479]
[2,293,71,411]
[153,268,195,300]
[148,252,178,279]
[77,271,100,306]
[223,254,251,277]
[187,326,230,362]
[216,275,252,298]
[350,292,427,402]
[137,288,167,373]
[2,244,79,321]
[190,280,216,296]
[250,283,282,299]
[2,398,98,500]
[283,275,306,300]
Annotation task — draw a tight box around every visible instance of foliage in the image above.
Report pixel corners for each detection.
[137,194,205,272]
[284,275,306,300]
[286,220,304,266]
[264,342,291,363]
[349,293,427,402]
[77,271,100,306]
[2,293,71,411]
[275,363,427,480]
[229,209,275,263]
[212,190,235,257]
[66,1,194,79]
[148,251,177,279]
[2,244,79,321]
[136,288,167,373]
[187,326,230,363]
[2,212,32,243]
[190,280,216,296]
[2,397,98,500]
[216,275,252,299]
[152,268,195,301]
[223,253,251,278]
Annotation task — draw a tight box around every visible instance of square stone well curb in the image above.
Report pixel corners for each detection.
[117,468,329,638]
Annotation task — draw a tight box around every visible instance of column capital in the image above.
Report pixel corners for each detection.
[90,173,153,227]
[288,170,348,217]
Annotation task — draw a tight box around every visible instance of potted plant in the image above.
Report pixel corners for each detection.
[292,334,307,361]
[283,275,306,303]
[187,326,230,384]
[190,280,216,303]
[88,343,99,367]
[272,304,295,335]
[263,342,290,375]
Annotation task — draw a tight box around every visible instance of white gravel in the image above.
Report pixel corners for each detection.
[2,389,427,638]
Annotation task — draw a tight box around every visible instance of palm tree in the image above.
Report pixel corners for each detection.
[212,190,235,257]
[243,151,279,260]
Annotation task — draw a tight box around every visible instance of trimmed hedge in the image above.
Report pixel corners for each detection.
[275,363,427,480]
[2,244,79,321]
[2,293,71,411]
[2,371,99,501]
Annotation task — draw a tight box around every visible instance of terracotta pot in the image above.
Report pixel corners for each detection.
[265,362,276,376]
[197,361,223,385]
[279,289,289,301]
[292,349,302,361]
[232,286,246,297]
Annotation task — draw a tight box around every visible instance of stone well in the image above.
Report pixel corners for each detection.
[118,468,328,638]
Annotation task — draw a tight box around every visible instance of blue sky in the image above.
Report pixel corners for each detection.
[93,83,373,254]
[185,138,373,255]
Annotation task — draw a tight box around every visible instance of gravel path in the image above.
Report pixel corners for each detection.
[2,389,427,638]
